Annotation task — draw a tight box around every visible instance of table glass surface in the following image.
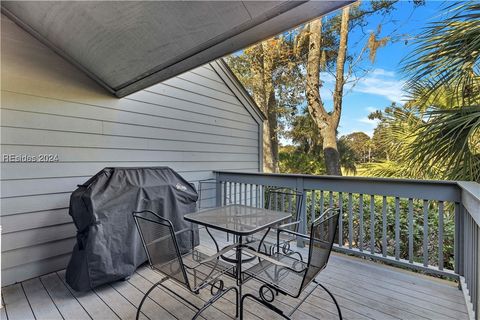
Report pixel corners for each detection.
[184,204,291,236]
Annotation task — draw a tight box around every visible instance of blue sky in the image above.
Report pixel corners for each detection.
[316,1,445,137]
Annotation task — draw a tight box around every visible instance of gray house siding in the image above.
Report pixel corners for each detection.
[1,15,262,285]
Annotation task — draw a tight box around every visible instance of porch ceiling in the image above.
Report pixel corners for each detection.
[1,1,353,97]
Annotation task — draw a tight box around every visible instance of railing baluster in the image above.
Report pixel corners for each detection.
[274,191,278,211]
[408,198,414,264]
[233,183,237,204]
[382,196,387,257]
[288,193,292,214]
[438,201,444,270]
[359,194,364,252]
[281,192,285,212]
[348,193,353,249]
[249,184,253,207]
[239,183,243,205]
[256,185,260,208]
[244,183,248,205]
[320,191,324,215]
[423,200,429,267]
[339,192,343,247]
[370,195,375,254]
[311,190,316,225]
[329,191,333,210]
[395,197,400,260]
[222,181,226,206]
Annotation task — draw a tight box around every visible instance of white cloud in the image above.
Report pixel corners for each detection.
[370,68,396,77]
[352,69,406,104]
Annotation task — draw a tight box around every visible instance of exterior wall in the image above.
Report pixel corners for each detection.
[0,15,261,285]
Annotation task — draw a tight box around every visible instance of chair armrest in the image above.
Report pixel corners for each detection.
[277,228,310,240]
[174,227,194,236]
[198,243,240,264]
[243,248,306,273]
[278,220,301,229]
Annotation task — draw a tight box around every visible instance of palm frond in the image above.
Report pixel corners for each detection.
[408,106,480,182]
[402,2,480,105]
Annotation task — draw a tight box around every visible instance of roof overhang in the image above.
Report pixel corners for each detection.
[1,1,354,97]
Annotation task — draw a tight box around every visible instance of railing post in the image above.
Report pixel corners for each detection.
[296,177,307,248]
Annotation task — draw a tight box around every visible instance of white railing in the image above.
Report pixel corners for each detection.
[209,171,479,319]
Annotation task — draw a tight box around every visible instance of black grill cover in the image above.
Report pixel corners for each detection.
[65,167,198,291]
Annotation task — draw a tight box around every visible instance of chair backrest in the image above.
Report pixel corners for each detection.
[198,179,217,210]
[265,187,304,230]
[299,209,339,293]
[132,210,191,288]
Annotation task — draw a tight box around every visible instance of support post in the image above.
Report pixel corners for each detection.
[296,177,307,248]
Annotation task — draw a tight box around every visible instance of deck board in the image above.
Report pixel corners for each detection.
[57,270,120,320]
[22,278,62,320]
[2,283,35,320]
[2,230,468,320]
[39,273,91,320]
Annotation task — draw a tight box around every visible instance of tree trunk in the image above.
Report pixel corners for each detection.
[263,41,279,173]
[251,42,279,173]
[305,8,350,176]
[321,126,342,175]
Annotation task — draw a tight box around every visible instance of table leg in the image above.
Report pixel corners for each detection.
[237,235,243,319]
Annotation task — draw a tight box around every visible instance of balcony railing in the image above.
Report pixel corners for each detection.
[209,171,479,320]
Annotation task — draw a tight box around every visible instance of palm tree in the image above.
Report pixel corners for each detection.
[402,1,480,182]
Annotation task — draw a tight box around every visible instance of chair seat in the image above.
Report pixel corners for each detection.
[153,249,235,291]
[243,252,307,297]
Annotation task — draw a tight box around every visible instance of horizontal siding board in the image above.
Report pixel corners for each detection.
[102,121,256,144]
[2,108,258,140]
[178,71,228,92]
[1,145,258,163]
[2,109,103,134]
[1,13,260,285]
[163,76,239,102]
[1,176,87,198]
[2,238,75,269]
[2,127,259,154]
[1,162,258,181]
[2,223,76,251]
[1,208,71,233]
[2,254,71,287]
[2,193,71,216]
[126,90,256,125]
[2,90,258,132]
[145,83,249,115]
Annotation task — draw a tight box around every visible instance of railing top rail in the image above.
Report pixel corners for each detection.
[458,181,480,226]
[214,170,464,186]
[214,171,466,202]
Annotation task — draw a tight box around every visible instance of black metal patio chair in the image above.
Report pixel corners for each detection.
[240,208,341,320]
[246,187,304,259]
[132,210,238,320]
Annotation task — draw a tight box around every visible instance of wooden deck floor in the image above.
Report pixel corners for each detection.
[2,229,469,320]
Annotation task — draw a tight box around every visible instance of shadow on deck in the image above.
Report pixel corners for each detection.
[2,229,468,320]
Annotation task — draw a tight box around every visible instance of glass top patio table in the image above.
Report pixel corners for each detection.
[184,204,291,236]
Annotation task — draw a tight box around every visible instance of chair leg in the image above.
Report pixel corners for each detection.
[240,293,290,320]
[136,277,169,320]
[192,286,238,320]
[314,280,343,320]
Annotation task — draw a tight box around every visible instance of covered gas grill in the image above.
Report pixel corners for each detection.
[65,167,198,291]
